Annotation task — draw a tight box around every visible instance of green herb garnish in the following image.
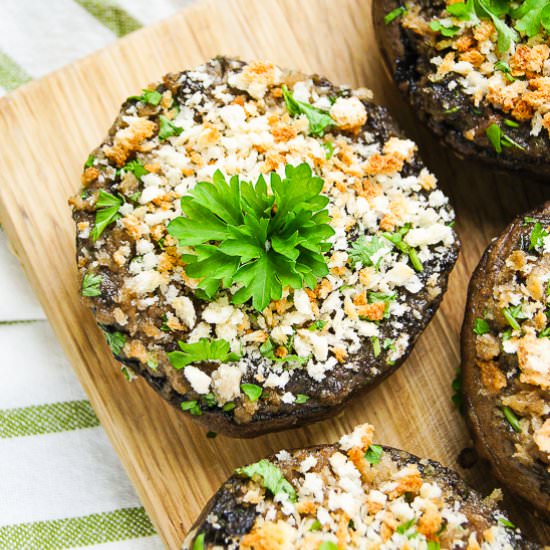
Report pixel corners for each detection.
[121,365,136,381]
[318,543,338,550]
[385,6,408,24]
[241,383,263,402]
[486,123,525,154]
[295,393,310,404]
[473,317,490,335]
[168,338,239,369]
[84,154,95,169]
[158,115,183,140]
[430,20,461,36]
[181,400,202,416]
[282,85,334,136]
[529,221,549,250]
[383,224,423,272]
[259,338,309,365]
[427,542,441,550]
[444,106,461,114]
[494,60,516,82]
[92,190,123,241]
[396,518,417,535]
[364,444,383,465]
[512,0,550,37]
[309,319,327,331]
[236,459,297,501]
[103,331,125,356]
[192,532,205,550]
[446,0,479,23]
[503,305,525,331]
[371,335,381,357]
[167,163,334,312]
[498,517,516,529]
[81,272,102,297]
[129,88,162,106]
[309,519,322,531]
[349,235,389,269]
[121,159,149,179]
[323,141,334,159]
[223,402,236,412]
[367,291,396,318]
[502,405,521,432]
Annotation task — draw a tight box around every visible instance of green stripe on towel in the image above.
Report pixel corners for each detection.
[0,51,31,92]
[74,0,142,37]
[0,400,100,438]
[0,507,156,549]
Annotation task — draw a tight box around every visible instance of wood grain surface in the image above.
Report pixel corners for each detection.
[0,0,548,547]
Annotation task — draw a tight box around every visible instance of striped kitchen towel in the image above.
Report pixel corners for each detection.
[0,2,194,548]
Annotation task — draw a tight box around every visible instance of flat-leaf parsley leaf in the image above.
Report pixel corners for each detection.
[92,190,123,241]
[236,459,297,501]
[168,338,240,369]
[282,85,334,136]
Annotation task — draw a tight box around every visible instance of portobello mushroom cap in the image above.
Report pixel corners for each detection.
[183,423,537,549]
[373,0,550,178]
[462,203,550,517]
[71,56,458,437]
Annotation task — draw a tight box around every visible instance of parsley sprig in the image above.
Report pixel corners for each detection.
[167,163,335,312]
[445,0,550,53]
[282,85,334,136]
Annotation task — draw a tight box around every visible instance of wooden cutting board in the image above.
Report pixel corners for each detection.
[0,0,548,546]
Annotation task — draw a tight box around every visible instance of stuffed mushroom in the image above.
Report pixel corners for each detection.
[462,203,550,517]
[71,57,458,437]
[183,423,537,549]
[373,0,550,178]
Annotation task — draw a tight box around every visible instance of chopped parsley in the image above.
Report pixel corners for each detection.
[92,190,123,241]
[309,519,322,531]
[121,159,148,179]
[158,115,183,140]
[383,224,423,272]
[502,405,521,432]
[236,459,297,501]
[529,221,549,251]
[282,85,334,136]
[443,106,461,114]
[396,517,417,535]
[498,517,516,529]
[167,338,240,369]
[295,393,310,404]
[192,532,205,550]
[446,0,479,23]
[260,338,309,364]
[486,123,525,154]
[129,88,162,106]
[371,336,381,357]
[308,319,327,331]
[167,163,334,311]
[503,304,526,331]
[503,118,520,128]
[318,543,338,550]
[430,20,461,36]
[349,235,389,269]
[494,60,516,82]
[120,366,136,381]
[222,402,236,412]
[427,542,441,550]
[368,291,396,318]
[473,317,490,335]
[323,141,334,159]
[84,154,95,168]
[241,383,263,402]
[364,444,383,464]
[181,400,202,416]
[384,6,407,24]
[103,331,125,356]
[81,272,102,297]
